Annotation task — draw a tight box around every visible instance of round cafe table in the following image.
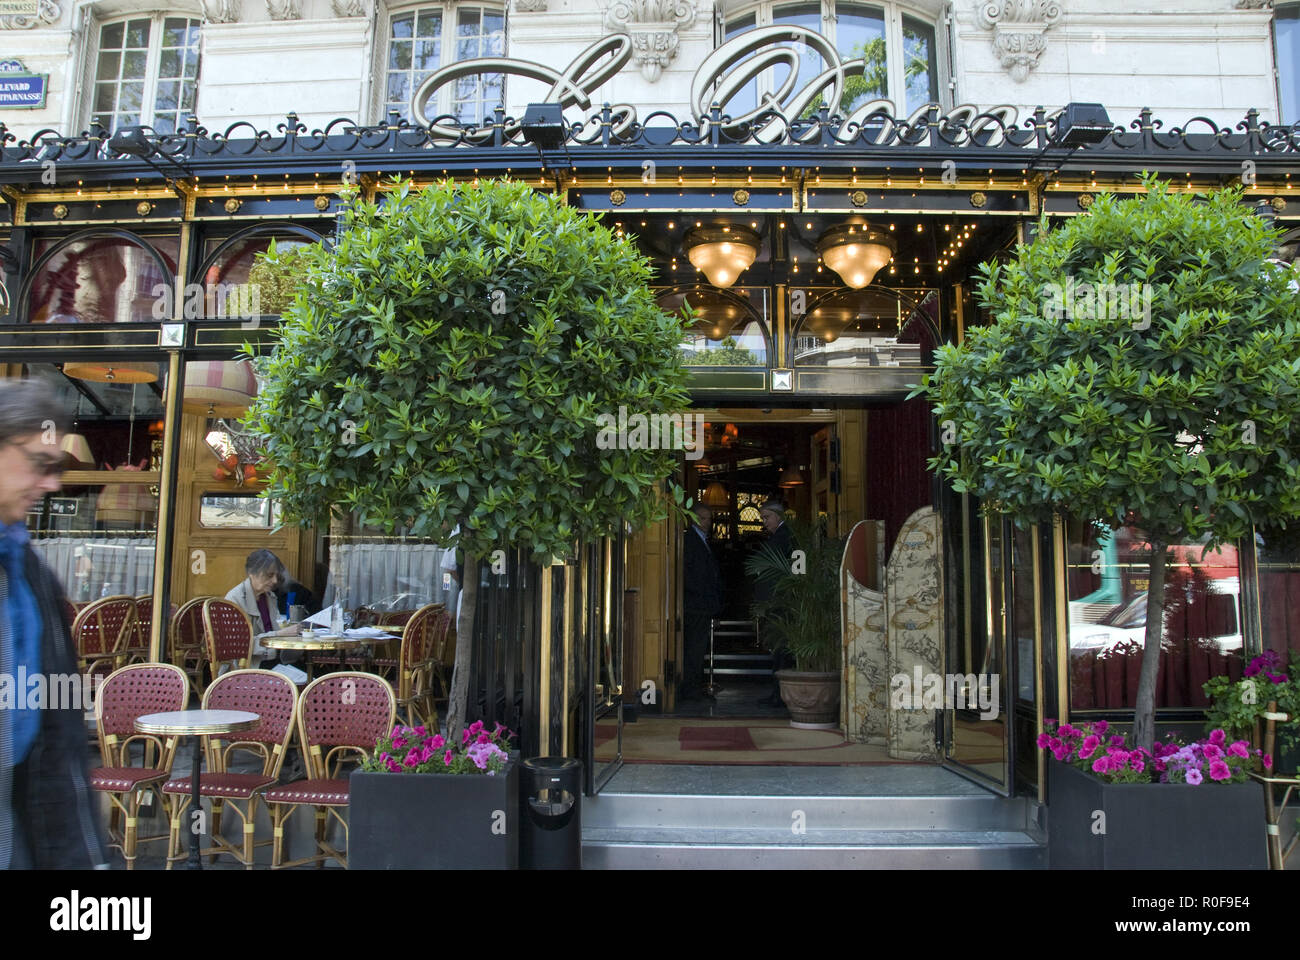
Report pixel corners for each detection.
[262,633,368,679]
[135,709,260,871]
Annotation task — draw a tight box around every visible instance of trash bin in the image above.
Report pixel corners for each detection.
[520,757,582,869]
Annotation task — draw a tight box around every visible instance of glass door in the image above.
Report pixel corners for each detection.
[587,534,625,793]
[943,503,1014,794]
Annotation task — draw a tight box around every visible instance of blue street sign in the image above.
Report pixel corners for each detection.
[0,59,47,109]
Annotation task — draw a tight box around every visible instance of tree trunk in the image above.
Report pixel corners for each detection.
[1133,540,1168,752]
[446,551,477,747]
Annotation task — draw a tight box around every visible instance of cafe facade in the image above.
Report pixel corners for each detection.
[1,0,1299,810]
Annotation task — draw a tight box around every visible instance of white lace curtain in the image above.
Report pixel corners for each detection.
[322,542,458,611]
[32,537,156,602]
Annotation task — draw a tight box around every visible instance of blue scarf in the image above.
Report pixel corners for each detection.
[0,522,42,763]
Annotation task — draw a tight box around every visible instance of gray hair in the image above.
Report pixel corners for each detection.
[0,377,64,446]
[245,549,284,584]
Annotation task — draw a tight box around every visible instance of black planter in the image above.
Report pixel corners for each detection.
[1047,761,1267,869]
[349,764,519,869]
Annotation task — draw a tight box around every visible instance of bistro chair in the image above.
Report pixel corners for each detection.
[124,594,159,665]
[262,672,395,869]
[72,595,140,682]
[90,662,189,869]
[202,598,255,677]
[161,669,298,869]
[169,596,216,702]
[372,602,442,728]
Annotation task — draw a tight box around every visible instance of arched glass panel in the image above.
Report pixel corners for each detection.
[792,286,930,366]
[27,235,179,324]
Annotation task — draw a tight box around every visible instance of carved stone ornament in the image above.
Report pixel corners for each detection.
[1233,1,1273,9]
[331,0,368,14]
[515,0,547,10]
[201,0,242,22]
[0,0,61,30]
[976,0,1062,83]
[266,0,302,19]
[604,0,697,83]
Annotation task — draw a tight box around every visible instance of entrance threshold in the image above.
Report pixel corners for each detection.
[582,764,1046,869]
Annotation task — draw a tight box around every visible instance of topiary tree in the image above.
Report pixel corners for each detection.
[918,176,1300,750]
[245,177,691,741]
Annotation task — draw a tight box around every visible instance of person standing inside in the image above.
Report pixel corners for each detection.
[681,502,722,702]
[0,379,108,869]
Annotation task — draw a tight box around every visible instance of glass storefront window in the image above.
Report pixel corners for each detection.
[200,233,314,318]
[27,234,179,324]
[1065,518,1244,711]
[792,287,933,367]
[1253,525,1300,659]
[662,287,769,366]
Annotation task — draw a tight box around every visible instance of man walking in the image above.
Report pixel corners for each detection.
[1,378,108,869]
[681,502,722,702]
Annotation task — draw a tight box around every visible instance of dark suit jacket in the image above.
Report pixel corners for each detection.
[753,522,796,605]
[683,524,723,617]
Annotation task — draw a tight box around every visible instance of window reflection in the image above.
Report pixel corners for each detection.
[27,235,179,324]
[1066,519,1244,710]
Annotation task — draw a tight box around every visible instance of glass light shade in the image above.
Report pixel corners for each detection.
[702,481,730,509]
[818,225,896,289]
[182,360,258,417]
[684,226,759,289]
[95,482,157,527]
[62,360,158,383]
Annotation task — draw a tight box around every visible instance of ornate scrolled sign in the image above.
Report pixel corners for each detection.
[976,0,1062,83]
[0,0,60,29]
[410,24,1019,145]
[604,0,697,83]
[413,34,638,139]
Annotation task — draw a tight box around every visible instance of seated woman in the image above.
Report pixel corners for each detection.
[226,549,302,668]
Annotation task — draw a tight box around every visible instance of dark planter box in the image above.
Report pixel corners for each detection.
[1047,761,1267,869]
[349,763,519,869]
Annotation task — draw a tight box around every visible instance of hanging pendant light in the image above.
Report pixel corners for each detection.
[817,224,896,289]
[182,360,258,417]
[59,433,94,468]
[779,464,804,488]
[62,360,159,383]
[702,481,730,509]
[684,225,760,289]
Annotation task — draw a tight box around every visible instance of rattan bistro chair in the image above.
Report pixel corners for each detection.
[371,602,443,728]
[72,595,140,681]
[170,597,216,701]
[202,598,255,677]
[161,669,298,869]
[262,673,395,869]
[90,663,189,869]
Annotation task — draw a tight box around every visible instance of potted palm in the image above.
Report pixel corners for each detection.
[745,516,846,728]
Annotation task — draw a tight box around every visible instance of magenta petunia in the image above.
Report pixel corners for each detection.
[1263,754,1273,770]
[1036,733,1051,749]
[431,734,445,750]
[469,720,484,735]
[1202,743,1223,760]
[1091,756,1111,773]
[1207,759,1232,782]
[1078,735,1101,760]
[1058,724,1077,738]
[1094,720,1109,734]
[1185,767,1203,785]
[1208,728,1226,746]
[1108,735,1126,748]
[443,749,453,766]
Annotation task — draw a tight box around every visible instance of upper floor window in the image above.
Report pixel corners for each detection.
[721,2,941,119]
[1277,4,1299,123]
[90,16,201,134]
[382,3,505,125]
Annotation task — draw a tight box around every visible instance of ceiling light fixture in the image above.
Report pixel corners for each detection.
[683,225,760,289]
[817,224,897,289]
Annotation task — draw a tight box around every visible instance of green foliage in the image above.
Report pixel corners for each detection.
[1203,651,1300,757]
[244,177,691,561]
[247,241,311,316]
[744,516,845,672]
[917,175,1300,549]
[683,335,758,366]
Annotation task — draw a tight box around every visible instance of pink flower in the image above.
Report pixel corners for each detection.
[1078,735,1101,760]
[1131,758,1145,773]
[1202,743,1223,760]
[1207,759,1232,782]
[462,729,472,746]
[385,758,401,773]
[419,745,435,763]
[414,725,427,736]
[430,734,445,750]
[1094,720,1109,734]
[443,749,453,766]
[469,720,484,735]
[1263,754,1273,770]
[1208,728,1226,746]
[477,732,491,744]
[1036,733,1051,749]
[1185,767,1203,785]
[403,749,419,768]
[1109,735,1126,748]
[1227,741,1250,758]
[1051,744,1070,762]
[1058,724,1077,738]
[392,736,407,750]
[1092,756,1111,773]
